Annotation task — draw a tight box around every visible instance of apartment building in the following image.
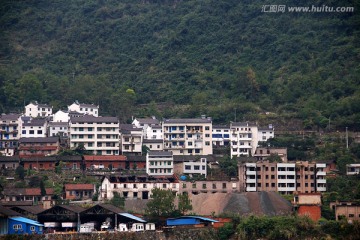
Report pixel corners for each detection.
[143,139,164,151]
[119,124,143,156]
[48,122,68,137]
[239,161,327,194]
[163,118,213,155]
[69,116,119,155]
[25,102,53,118]
[146,151,174,176]
[99,175,179,200]
[0,114,21,156]
[67,101,99,117]
[212,125,230,146]
[346,164,360,175]
[230,122,258,158]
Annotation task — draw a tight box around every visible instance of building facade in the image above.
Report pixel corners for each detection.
[239,161,327,194]
[212,125,230,146]
[230,122,258,158]
[24,102,52,118]
[68,101,99,117]
[163,118,213,155]
[18,137,60,158]
[146,151,174,176]
[69,116,119,155]
[20,118,47,138]
[0,114,20,156]
[120,124,143,156]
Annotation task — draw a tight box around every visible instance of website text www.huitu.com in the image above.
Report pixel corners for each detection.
[261,5,354,13]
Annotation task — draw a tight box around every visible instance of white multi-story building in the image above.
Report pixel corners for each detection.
[258,124,275,143]
[346,164,360,175]
[20,118,47,138]
[212,125,230,146]
[69,115,119,155]
[163,118,213,156]
[132,117,162,140]
[25,101,52,118]
[230,122,259,158]
[52,110,69,122]
[68,101,99,117]
[0,114,21,156]
[143,139,164,151]
[120,124,143,156]
[146,151,173,176]
[48,122,68,137]
[145,125,163,140]
[99,175,179,200]
[183,157,207,177]
[277,163,296,194]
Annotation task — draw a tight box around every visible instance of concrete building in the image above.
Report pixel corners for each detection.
[63,184,96,201]
[24,102,52,118]
[0,114,21,156]
[230,122,258,158]
[180,179,238,194]
[293,193,322,222]
[68,101,99,117]
[163,118,213,156]
[69,116,119,155]
[182,157,207,177]
[239,161,327,194]
[120,124,143,156]
[257,124,274,143]
[20,118,47,138]
[330,202,360,223]
[18,137,60,158]
[132,117,162,140]
[212,125,230,146]
[346,164,360,175]
[146,151,173,176]
[143,139,164,151]
[99,175,179,200]
[254,147,288,162]
[48,122,68,137]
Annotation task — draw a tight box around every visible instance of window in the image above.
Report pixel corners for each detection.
[205,134,210,137]
[29,130,34,134]
[88,143,93,147]
[22,130,26,134]
[222,183,227,189]
[205,141,210,146]
[194,166,200,170]
[185,165,191,170]
[205,126,209,130]
[163,184,167,188]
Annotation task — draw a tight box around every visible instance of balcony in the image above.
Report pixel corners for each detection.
[246,178,256,183]
[246,186,256,192]
[317,179,326,184]
[317,186,326,192]
[316,171,326,176]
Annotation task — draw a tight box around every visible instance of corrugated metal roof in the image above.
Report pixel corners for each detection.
[0,206,22,217]
[10,217,44,226]
[119,213,146,223]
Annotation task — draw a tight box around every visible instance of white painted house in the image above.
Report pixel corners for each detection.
[48,122,68,137]
[0,113,21,156]
[146,151,174,176]
[132,117,162,140]
[68,101,99,117]
[119,124,143,156]
[25,101,52,118]
[20,118,48,138]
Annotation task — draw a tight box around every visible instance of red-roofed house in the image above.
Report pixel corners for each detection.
[63,184,95,200]
[83,155,127,170]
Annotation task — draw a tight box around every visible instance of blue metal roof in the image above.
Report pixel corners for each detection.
[9,217,44,226]
[118,213,147,223]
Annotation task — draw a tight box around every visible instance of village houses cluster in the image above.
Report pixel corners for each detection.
[1,101,360,231]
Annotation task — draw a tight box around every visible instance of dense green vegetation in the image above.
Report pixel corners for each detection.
[0,0,359,128]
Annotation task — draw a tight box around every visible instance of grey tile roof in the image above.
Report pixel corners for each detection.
[148,151,173,156]
[230,122,257,127]
[213,125,230,129]
[23,118,46,126]
[49,122,69,126]
[0,113,21,121]
[163,118,212,124]
[19,137,59,143]
[70,115,118,123]
[135,118,160,125]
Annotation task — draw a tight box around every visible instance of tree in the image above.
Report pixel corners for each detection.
[15,165,25,180]
[110,192,125,208]
[40,180,46,196]
[145,188,176,217]
[178,192,192,215]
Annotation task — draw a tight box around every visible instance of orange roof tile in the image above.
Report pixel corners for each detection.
[83,155,127,161]
[64,184,95,190]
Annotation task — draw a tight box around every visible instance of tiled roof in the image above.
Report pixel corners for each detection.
[23,118,46,126]
[70,115,118,123]
[148,151,172,156]
[64,184,95,191]
[230,122,257,127]
[0,156,21,162]
[49,122,68,126]
[4,188,54,196]
[19,137,59,143]
[11,206,45,214]
[135,118,160,125]
[163,118,212,124]
[79,103,98,108]
[213,125,230,129]
[143,139,163,143]
[0,113,21,121]
[83,155,127,161]
[0,206,22,217]
[120,124,142,131]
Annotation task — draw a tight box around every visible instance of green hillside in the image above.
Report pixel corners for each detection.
[0,0,359,128]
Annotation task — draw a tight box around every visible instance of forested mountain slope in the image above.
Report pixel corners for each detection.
[0,0,359,128]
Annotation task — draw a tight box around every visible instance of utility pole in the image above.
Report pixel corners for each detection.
[346,127,349,149]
